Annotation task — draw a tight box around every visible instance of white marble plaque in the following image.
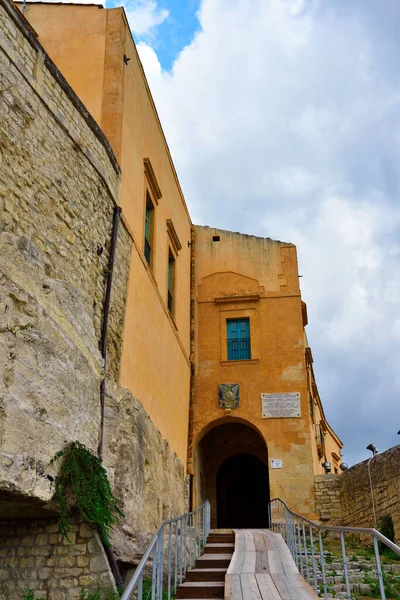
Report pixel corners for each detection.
[261,392,300,418]
[271,459,282,469]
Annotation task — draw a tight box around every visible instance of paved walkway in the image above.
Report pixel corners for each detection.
[225,529,319,600]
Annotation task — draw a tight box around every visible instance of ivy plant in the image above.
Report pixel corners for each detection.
[50,441,124,544]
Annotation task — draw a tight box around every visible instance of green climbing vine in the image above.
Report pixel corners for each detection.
[50,441,124,545]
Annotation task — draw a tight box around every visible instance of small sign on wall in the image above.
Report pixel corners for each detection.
[271,459,282,469]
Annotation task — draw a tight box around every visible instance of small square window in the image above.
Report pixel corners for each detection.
[227,318,251,360]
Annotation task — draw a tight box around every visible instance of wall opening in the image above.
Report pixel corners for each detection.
[195,421,270,528]
[217,453,269,528]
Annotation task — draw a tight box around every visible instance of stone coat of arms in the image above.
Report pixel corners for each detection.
[218,383,240,409]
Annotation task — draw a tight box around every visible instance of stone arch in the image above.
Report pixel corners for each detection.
[194,419,270,528]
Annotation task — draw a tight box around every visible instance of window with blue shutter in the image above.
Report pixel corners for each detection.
[227,318,251,360]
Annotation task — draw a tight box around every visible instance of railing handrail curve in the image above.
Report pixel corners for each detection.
[269,497,400,600]
[121,500,211,600]
[270,497,400,555]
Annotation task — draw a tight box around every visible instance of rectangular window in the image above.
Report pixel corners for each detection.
[144,192,154,267]
[227,318,251,360]
[168,249,175,315]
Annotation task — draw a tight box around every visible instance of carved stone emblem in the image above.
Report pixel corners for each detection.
[218,383,240,409]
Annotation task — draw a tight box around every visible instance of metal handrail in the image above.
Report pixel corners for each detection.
[269,498,400,600]
[121,500,211,600]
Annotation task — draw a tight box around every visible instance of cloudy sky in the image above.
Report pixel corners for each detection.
[108,0,400,467]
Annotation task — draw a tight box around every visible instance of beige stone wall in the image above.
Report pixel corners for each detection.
[0,0,131,503]
[314,474,342,523]
[0,0,189,531]
[104,384,189,563]
[0,515,115,599]
[315,446,400,543]
[339,446,400,541]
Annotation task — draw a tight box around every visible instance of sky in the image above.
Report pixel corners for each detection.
[106,0,400,468]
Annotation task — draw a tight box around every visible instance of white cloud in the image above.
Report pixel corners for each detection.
[124,0,168,36]
[138,0,400,465]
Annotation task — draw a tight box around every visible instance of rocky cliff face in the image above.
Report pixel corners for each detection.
[0,232,103,506]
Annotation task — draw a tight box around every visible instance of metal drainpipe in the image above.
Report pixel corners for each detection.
[187,226,196,511]
[99,205,122,458]
[98,205,124,590]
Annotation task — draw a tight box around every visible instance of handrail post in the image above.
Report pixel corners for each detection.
[158,525,165,600]
[205,500,210,539]
[340,531,351,600]
[292,515,299,568]
[373,536,386,600]
[318,529,327,600]
[167,522,172,600]
[297,518,304,576]
[151,538,157,600]
[309,524,318,595]
[302,520,310,585]
[173,520,178,594]
[179,517,183,584]
[188,513,192,570]
[183,515,187,578]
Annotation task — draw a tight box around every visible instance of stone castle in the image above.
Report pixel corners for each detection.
[0,0,345,596]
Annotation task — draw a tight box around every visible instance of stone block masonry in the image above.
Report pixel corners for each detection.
[339,445,400,542]
[0,514,115,599]
[314,474,342,523]
[315,445,400,544]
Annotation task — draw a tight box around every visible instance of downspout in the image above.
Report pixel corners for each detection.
[187,226,196,511]
[98,205,124,590]
[99,205,122,458]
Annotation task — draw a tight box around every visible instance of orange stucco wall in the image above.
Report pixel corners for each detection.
[22,4,192,465]
[19,4,107,124]
[116,13,191,465]
[193,226,319,518]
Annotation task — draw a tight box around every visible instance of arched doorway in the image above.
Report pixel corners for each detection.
[195,421,270,528]
[217,454,269,528]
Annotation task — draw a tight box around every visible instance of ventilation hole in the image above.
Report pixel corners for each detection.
[212,235,220,242]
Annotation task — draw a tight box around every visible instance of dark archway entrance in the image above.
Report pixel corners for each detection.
[195,421,270,528]
[217,453,269,528]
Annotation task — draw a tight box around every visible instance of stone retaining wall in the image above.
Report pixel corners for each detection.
[315,445,400,543]
[0,515,115,600]
[339,445,400,542]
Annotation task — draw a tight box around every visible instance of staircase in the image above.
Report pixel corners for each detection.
[176,531,234,599]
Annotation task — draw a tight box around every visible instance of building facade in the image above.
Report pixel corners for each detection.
[190,227,342,526]
[0,0,342,594]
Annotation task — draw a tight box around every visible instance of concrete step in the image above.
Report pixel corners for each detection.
[176,582,225,599]
[185,568,227,582]
[204,543,234,554]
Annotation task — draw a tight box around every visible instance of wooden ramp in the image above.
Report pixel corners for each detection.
[225,529,319,600]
